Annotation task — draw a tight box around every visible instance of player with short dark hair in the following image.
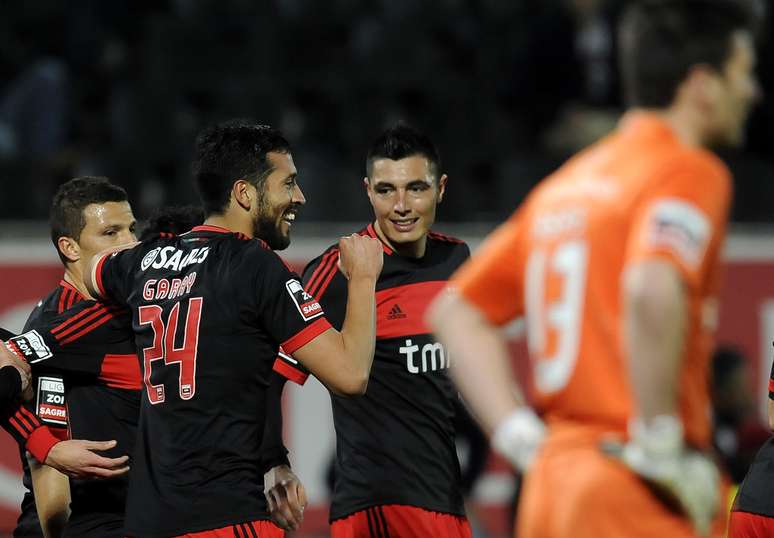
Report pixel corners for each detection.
[139,205,205,241]
[284,124,472,537]
[86,120,383,538]
[2,176,138,537]
[429,1,760,537]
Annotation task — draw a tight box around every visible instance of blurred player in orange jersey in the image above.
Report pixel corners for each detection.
[428,1,762,537]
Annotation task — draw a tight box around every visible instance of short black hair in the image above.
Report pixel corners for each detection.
[140,205,204,241]
[366,123,441,180]
[50,177,128,263]
[619,0,759,107]
[192,119,291,216]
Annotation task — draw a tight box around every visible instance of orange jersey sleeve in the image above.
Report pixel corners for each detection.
[452,208,526,326]
[625,154,731,289]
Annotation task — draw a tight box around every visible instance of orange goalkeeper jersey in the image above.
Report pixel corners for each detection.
[454,112,731,448]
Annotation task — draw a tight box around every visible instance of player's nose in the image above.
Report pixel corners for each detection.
[292,183,306,205]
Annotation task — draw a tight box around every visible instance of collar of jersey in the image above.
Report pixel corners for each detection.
[59,279,86,303]
[364,223,394,256]
[188,225,251,241]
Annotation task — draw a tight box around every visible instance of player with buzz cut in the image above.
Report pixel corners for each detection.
[429,1,761,537]
[86,119,383,538]
[277,123,472,537]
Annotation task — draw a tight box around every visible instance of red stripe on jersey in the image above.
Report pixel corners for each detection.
[428,231,463,244]
[94,253,111,299]
[14,409,35,433]
[99,353,142,390]
[769,378,774,395]
[58,288,68,314]
[9,417,29,438]
[273,357,309,386]
[315,257,341,297]
[281,317,332,355]
[53,304,115,340]
[191,224,231,234]
[306,250,338,296]
[366,223,394,255]
[58,312,116,345]
[375,280,447,339]
[19,406,41,428]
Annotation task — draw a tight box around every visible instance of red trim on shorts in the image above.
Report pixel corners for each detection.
[281,317,331,354]
[171,519,283,538]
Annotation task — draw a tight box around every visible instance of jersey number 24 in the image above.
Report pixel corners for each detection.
[138,298,203,405]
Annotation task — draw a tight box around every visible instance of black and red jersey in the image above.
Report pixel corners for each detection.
[2,280,138,538]
[733,360,774,517]
[299,224,470,521]
[94,224,330,537]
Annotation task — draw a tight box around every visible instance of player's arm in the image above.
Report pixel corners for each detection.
[28,453,69,538]
[290,234,383,395]
[427,215,544,471]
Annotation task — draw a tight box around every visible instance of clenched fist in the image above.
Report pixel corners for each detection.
[337,234,383,281]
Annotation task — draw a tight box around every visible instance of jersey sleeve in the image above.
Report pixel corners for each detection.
[625,157,731,290]
[7,300,130,378]
[272,347,309,386]
[93,244,145,306]
[249,246,332,355]
[451,209,526,326]
[302,248,348,330]
[0,370,70,464]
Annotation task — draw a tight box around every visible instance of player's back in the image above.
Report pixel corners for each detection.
[96,225,329,537]
[515,113,730,448]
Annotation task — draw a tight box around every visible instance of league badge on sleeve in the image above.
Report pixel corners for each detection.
[9,330,53,363]
[36,376,68,426]
[285,279,324,321]
[646,198,711,269]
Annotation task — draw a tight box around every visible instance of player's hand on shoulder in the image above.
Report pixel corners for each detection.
[606,415,719,537]
[45,439,130,480]
[337,234,383,281]
[491,407,546,473]
[0,340,32,399]
[264,464,307,531]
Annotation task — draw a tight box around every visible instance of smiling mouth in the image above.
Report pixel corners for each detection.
[391,218,419,230]
[282,212,297,226]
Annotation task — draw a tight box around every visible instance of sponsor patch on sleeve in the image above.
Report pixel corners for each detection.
[36,376,67,426]
[285,279,324,322]
[9,330,53,363]
[645,198,712,269]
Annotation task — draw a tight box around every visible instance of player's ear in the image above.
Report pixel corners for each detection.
[363,177,373,199]
[233,179,253,211]
[437,174,448,203]
[57,236,80,263]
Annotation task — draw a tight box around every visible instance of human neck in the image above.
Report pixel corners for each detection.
[203,213,254,239]
[655,105,706,148]
[63,266,93,300]
[373,220,427,258]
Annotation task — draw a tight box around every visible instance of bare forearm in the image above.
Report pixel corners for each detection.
[339,276,377,380]
[430,292,523,435]
[624,262,686,422]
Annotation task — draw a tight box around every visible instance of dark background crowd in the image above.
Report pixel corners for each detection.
[0,0,773,225]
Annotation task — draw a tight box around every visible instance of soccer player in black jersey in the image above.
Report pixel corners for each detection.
[1,177,138,538]
[728,357,774,536]
[86,120,382,538]
[293,124,472,537]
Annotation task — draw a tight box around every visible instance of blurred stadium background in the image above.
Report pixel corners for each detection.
[0,1,773,537]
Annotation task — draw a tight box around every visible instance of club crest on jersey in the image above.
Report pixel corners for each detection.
[285,279,323,321]
[36,376,67,426]
[141,248,161,270]
[9,330,53,363]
